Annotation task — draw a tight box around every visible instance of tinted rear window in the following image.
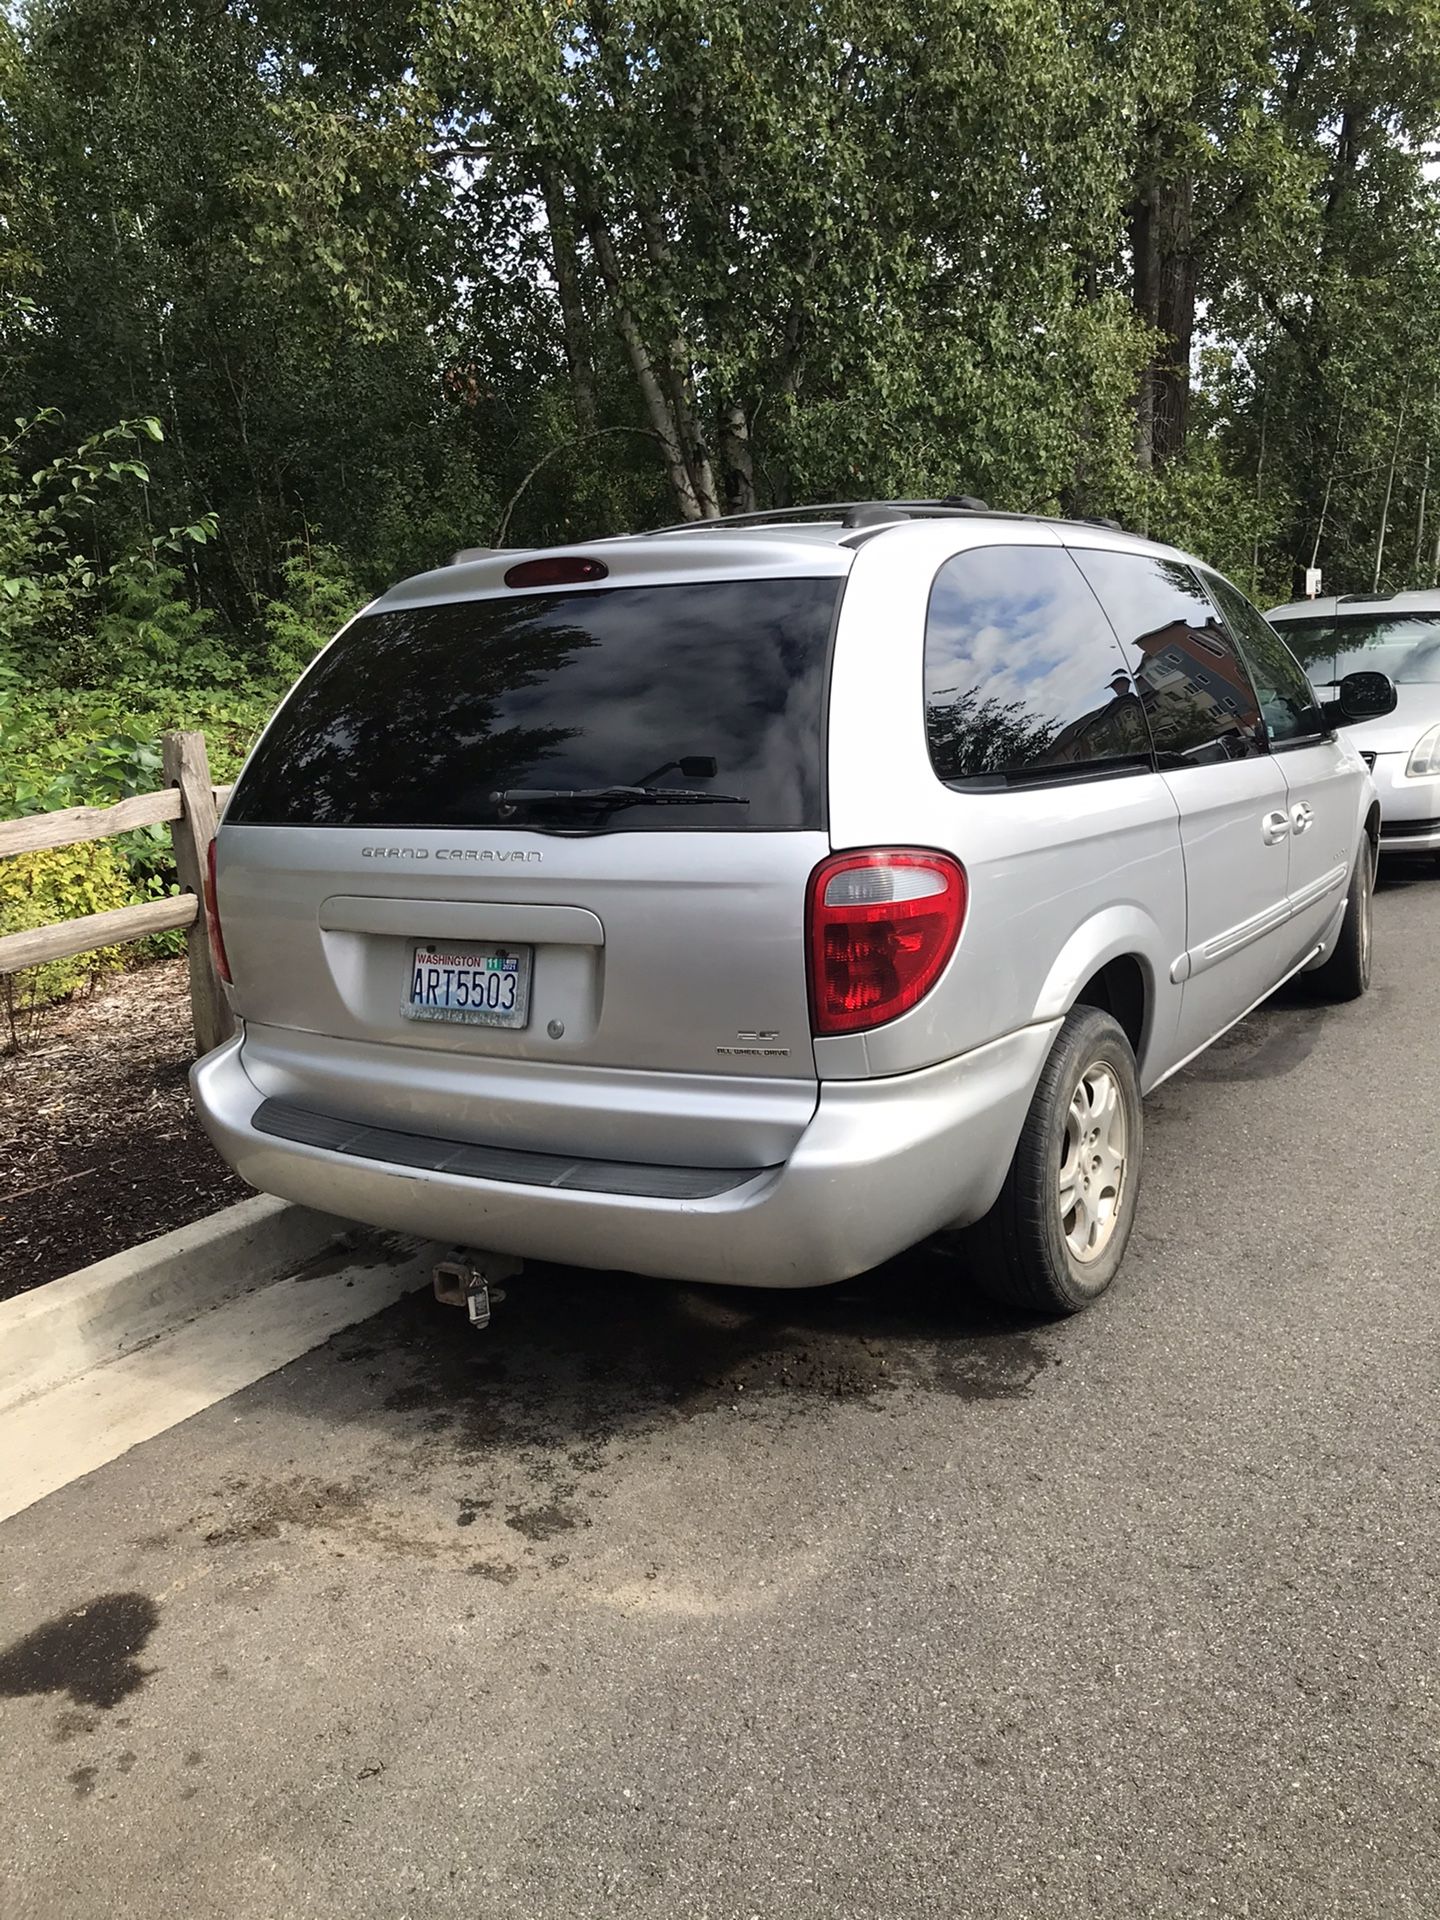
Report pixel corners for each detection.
[228,577,841,832]
[923,545,1154,786]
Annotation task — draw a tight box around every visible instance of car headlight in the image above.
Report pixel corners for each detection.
[1407,725,1440,777]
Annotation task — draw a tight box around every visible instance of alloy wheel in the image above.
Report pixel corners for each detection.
[1058,1060,1129,1263]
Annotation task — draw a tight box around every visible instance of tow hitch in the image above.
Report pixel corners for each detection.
[432,1249,523,1330]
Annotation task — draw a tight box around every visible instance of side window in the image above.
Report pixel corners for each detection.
[1200,571,1326,745]
[923,545,1154,786]
[1071,549,1266,766]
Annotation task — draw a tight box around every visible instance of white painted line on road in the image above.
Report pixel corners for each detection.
[0,1243,434,1525]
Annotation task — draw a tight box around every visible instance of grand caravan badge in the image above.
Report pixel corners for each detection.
[361,847,543,863]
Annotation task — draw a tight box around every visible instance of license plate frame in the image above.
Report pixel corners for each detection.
[403,941,533,1030]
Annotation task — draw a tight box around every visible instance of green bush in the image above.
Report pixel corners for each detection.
[0,417,366,1031]
[0,839,135,1044]
[263,540,364,683]
[0,684,284,1010]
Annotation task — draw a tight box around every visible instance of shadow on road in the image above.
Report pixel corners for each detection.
[157,1248,1063,1573]
[334,1243,1056,1460]
[1376,857,1439,893]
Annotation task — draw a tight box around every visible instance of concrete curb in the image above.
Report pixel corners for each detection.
[0,1195,359,1415]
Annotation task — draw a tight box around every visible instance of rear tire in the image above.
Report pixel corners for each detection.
[1303,835,1373,1003]
[964,1006,1142,1316]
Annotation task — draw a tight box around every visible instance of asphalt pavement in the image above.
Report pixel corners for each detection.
[4,867,1439,1920]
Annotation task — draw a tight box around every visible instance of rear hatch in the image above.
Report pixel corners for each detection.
[216,541,847,1169]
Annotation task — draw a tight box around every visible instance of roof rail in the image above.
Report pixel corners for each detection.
[642,498,997,537]
[630,498,1150,544]
[1339,590,1396,603]
[841,503,906,529]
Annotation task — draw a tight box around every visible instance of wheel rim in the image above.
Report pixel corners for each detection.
[1358,847,1373,980]
[1057,1059,1128,1264]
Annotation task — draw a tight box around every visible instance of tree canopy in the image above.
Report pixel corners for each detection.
[4,0,1440,661]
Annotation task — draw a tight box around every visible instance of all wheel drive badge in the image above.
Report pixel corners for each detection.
[717,1029,789,1058]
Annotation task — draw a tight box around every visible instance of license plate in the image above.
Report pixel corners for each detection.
[404,942,532,1029]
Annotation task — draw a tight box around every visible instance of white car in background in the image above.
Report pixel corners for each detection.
[1268,591,1440,859]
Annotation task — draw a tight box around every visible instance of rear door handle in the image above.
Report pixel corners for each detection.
[1262,810,1291,845]
[1291,802,1314,834]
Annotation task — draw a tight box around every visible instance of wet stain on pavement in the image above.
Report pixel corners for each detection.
[346,1246,1052,1467]
[505,1499,583,1541]
[67,1764,98,1800]
[203,1478,368,1546]
[468,1561,519,1585]
[52,1709,100,1743]
[925,1335,1053,1401]
[178,1250,1051,1576]
[290,1233,415,1285]
[0,1594,159,1711]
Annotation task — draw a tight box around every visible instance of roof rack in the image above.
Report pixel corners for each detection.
[636,498,1145,541]
[641,498,997,537]
[1338,590,1396,603]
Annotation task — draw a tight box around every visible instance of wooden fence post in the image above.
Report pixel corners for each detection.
[161,730,235,1057]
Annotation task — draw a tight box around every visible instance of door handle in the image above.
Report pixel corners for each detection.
[1291,802,1314,834]
[1262,810,1291,845]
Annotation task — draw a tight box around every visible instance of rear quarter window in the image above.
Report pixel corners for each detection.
[923,544,1153,786]
[227,577,842,832]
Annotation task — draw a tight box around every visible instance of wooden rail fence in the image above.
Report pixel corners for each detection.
[0,729,236,1055]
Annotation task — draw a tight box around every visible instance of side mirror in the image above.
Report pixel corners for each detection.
[1334,670,1398,724]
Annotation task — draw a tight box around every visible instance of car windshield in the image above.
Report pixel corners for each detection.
[1268,612,1440,686]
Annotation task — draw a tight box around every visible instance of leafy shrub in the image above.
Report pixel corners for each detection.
[85,565,236,691]
[0,411,218,688]
[263,540,364,682]
[0,679,279,1025]
[0,839,134,1047]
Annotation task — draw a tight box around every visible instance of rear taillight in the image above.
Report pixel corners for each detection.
[204,837,232,985]
[807,849,966,1036]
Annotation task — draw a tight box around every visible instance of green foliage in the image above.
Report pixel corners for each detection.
[0,662,280,1013]
[0,837,133,1036]
[0,0,1438,733]
[263,541,364,682]
[86,565,232,691]
[0,408,218,683]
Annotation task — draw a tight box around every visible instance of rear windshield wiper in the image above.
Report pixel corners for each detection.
[490,784,749,814]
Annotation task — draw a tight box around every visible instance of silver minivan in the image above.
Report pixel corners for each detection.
[193,505,1385,1314]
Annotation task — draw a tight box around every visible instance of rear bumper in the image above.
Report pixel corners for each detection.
[191,1021,1059,1289]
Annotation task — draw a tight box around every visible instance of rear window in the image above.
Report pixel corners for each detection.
[227,577,841,832]
[1268,612,1440,686]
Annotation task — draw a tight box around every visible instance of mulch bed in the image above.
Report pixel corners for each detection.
[0,960,246,1302]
